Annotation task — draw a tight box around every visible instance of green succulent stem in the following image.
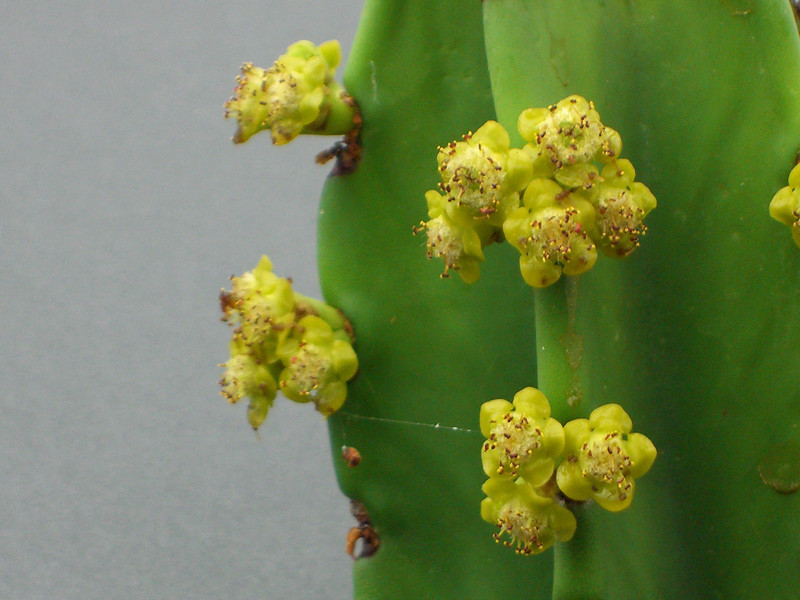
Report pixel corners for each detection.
[318,0,547,597]
[534,278,584,421]
[224,0,800,597]
[551,503,605,600]
[484,0,800,597]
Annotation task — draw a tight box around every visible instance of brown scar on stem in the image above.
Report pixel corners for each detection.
[547,25,570,88]
[316,92,362,174]
[346,500,380,558]
[342,446,362,467]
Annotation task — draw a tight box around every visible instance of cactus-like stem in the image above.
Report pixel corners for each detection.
[317,1,550,597]
[223,0,800,597]
[534,279,584,420]
[484,1,800,597]
[551,503,605,600]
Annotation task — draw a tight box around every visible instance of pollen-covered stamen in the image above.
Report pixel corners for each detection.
[438,136,506,216]
[522,206,591,266]
[556,403,656,511]
[581,434,635,502]
[481,467,577,556]
[224,62,273,143]
[416,190,488,285]
[432,121,531,228]
[224,62,262,118]
[503,179,598,288]
[583,159,657,257]
[281,343,331,400]
[536,97,616,166]
[219,354,252,403]
[485,412,544,476]
[582,434,632,480]
[539,101,596,167]
[220,258,298,358]
[518,95,621,173]
[219,349,277,409]
[595,190,647,251]
[230,300,282,343]
[224,40,353,145]
[424,218,465,277]
[480,388,565,486]
[276,314,358,414]
[268,68,300,107]
[494,501,545,555]
[262,66,305,140]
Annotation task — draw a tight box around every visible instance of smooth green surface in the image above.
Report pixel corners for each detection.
[317,1,550,598]
[316,0,800,598]
[485,1,800,598]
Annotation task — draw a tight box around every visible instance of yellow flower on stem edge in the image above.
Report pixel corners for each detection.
[224,40,355,145]
[769,163,800,248]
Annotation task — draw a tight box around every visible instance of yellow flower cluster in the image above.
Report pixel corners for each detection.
[224,40,355,145]
[418,96,657,287]
[219,256,358,429]
[480,388,656,555]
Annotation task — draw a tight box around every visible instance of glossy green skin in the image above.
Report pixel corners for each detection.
[318,1,551,598]
[484,1,800,598]
[318,0,800,598]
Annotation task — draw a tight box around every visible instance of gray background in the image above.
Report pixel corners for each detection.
[1,1,364,598]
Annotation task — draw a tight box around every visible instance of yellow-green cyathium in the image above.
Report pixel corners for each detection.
[583,160,658,257]
[276,315,359,416]
[503,178,598,288]
[220,337,280,430]
[417,120,531,282]
[417,95,656,288]
[224,40,355,145]
[556,403,657,512]
[480,387,564,484]
[219,256,357,428]
[437,121,532,225]
[769,163,800,248]
[480,388,657,555]
[481,476,577,555]
[417,190,500,283]
[220,255,296,356]
[518,95,621,184]
[479,387,575,556]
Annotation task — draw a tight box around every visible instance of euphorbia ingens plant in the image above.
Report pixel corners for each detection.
[218,2,800,599]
